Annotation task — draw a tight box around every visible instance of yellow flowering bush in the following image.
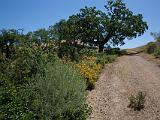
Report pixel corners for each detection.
[77,56,102,90]
[61,53,117,90]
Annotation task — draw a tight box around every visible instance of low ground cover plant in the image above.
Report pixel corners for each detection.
[128,91,146,111]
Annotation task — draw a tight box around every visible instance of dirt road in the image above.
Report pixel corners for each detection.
[87,55,160,120]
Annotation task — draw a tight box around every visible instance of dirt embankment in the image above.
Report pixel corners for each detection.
[87,55,160,120]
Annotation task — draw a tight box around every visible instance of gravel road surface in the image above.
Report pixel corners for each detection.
[87,55,160,120]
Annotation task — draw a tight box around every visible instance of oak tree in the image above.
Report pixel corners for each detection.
[77,0,148,52]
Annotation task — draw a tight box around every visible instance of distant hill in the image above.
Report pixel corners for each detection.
[124,45,146,55]
[124,41,158,55]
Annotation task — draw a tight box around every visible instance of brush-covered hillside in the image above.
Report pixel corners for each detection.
[125,38,160,58]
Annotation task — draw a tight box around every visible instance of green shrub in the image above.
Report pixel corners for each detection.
[57,43,79,62]
[146,42,157,54]
[120,49,127,55]
[0,75,35,120]
[0,62,90,120]
[104,48,122,55]
[96,54,117,66]
[128,91,146,111]
[0,44,57,119]
[77,57,102,91]
[1,45,45,85]
[0,42,58,85]
[154,47,160,58]
[26,62,89,120]
[79,48,97,57]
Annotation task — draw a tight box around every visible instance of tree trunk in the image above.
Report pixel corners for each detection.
[98,43,105,52]
[98,34,111,52]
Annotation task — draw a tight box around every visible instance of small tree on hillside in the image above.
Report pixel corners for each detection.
[151,32,160,43]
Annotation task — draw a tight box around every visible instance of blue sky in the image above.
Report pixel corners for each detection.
[0,0,160,48]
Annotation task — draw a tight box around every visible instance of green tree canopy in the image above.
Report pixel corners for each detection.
[49,19,67,41]
[26,28,50,43]
[51,0,148,52]
[49,16,81,46]
[77,0,148,52]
